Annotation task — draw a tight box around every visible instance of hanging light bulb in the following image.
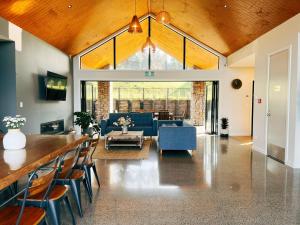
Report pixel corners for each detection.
[128,0,143,33]
[142,37,156,53]
[156,0,171,24]
[142,1,156,53]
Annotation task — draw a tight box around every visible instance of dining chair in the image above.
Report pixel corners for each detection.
[17,157,76,225]
[75,131,100,199]
[173,109,186,120]
[158,111,170,120]
[54,147,91,218]
[0,158,61,225]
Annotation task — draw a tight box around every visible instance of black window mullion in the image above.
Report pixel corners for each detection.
[148,17,151,70]
[113,37,116,70]
[183,37,186,70]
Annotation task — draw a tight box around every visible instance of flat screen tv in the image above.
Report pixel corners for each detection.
[45,71,67,101]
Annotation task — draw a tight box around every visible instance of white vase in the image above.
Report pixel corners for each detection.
[122,126,128,134]
[3,129,26,150]
[3,149,27,170]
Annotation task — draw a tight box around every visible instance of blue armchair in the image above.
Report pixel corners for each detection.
[100,112,158,136]
[158,120,197,151]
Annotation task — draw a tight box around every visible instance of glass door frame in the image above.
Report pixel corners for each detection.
[205,81,219,135]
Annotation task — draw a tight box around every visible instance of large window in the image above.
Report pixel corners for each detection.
[80,17,220,71]
[151,21,183,70]
[112,82,191,118]
[116,20,149,70]
[81,39,114,70]
[186,39,219,70]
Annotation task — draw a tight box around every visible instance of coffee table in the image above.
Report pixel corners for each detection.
[105,131,144,150]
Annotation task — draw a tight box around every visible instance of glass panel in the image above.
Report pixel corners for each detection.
[267,49,289,162]
[111,82,191,118]
[85,82,98,117]
[186,39,218,70]
[116,20,148,70]
[150,47,183,70]
[81,40,114,70]
[205,82,212,133]
[151,19,183,70]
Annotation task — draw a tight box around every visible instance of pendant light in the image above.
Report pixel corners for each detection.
[128,0,143,33]
[156,0,171,24]
[142,0,156,53]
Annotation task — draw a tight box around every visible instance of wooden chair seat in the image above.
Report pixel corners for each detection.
[18,185,68,202]
[0,206,45,225]
[58,169,84,180]
[70,169,85,179]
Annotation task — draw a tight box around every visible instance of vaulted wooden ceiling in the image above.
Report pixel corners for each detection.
[0,0,299,57]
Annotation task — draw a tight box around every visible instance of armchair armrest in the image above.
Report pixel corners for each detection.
[152,119,158,135]
[100,119,109,136]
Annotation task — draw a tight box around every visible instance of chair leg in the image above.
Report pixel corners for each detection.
[13,181,18,194]
[84,165,93,196]
[83,178,92,203]
[92,164,101,187]
[42,218,48,225]
[48,200,61,225]
[64,195,76,225]
[39,218,47,225]
[70,179,83,217]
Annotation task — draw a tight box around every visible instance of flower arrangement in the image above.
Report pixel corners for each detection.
[113,116,134,127]
[3,115,26,129]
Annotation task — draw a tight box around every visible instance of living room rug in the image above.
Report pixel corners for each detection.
[93,139,151,160]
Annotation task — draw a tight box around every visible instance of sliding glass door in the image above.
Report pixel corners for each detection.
[205,81,219,134]
[80,81,98,118]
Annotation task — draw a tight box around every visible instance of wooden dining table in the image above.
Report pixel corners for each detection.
[0,134,88,190]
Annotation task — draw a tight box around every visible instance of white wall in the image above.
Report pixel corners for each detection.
[72,55,254,136]
[228,13,300,168]
[0,17,73,134]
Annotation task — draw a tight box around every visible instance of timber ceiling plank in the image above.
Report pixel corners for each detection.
[0,0,299,56]
[150,0,300,55]
[0,0,148,55]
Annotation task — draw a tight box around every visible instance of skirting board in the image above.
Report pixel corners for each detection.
[252,145,266,155]
[285,160,300,169]
[229,133,251,136]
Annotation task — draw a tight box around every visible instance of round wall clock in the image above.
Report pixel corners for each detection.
[231,79,242,89]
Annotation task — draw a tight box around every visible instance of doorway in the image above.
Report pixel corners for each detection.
[205,81,219,134]
[80,81,219,134]
[267,48,290,163]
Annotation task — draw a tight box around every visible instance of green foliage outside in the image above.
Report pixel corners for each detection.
[84,82,192,100]
[112,82,192,100]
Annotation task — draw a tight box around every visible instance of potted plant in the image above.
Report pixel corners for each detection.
[220,117,229,138]
[74,112,93,135]
[2,115,27,150]
[113,116,134,134]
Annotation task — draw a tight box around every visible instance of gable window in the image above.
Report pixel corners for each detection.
[79,17,219,71]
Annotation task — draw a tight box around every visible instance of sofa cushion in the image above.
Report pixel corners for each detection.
[130,112,153,126]
[161,123,177,127]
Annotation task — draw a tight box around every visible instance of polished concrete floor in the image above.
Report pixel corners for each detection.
[63,135,300,225]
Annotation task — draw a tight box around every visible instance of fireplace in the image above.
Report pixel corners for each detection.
[40,120,64,135]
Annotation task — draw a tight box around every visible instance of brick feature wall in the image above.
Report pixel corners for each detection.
[191,81,206,126]
[96,81,110,120]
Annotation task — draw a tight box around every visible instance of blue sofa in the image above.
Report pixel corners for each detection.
[158,120,197,151]
[100,112,158,136]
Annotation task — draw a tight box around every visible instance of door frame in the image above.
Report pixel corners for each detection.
[265,46,292,164]
[205,81,219,135]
